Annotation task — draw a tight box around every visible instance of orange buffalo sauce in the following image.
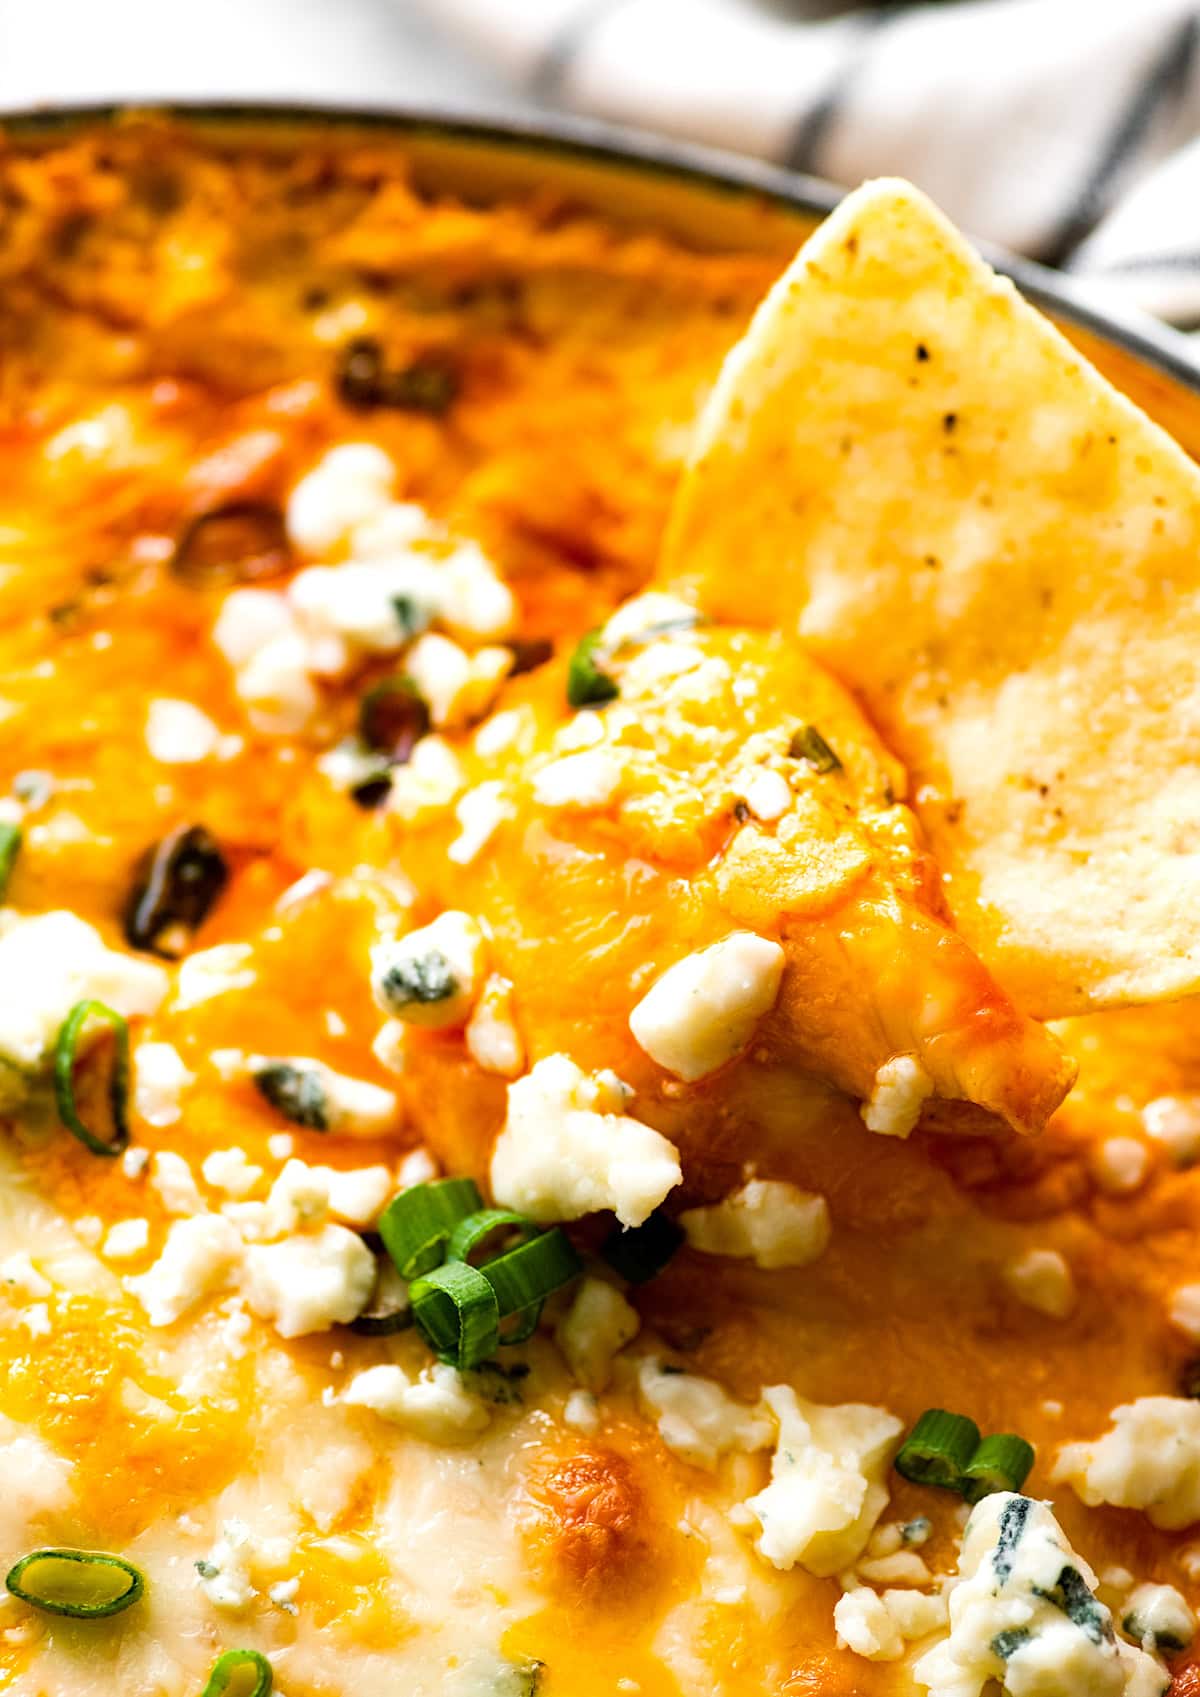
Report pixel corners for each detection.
[0,115,1195,1697]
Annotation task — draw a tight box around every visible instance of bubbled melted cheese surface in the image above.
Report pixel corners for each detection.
[0,119,1198,1697]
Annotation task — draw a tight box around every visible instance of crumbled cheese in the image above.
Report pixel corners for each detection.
[269,1577,300,1615]
[835,1587,905,1660]
[349,498,431,558]
[491,1054,681,1228]
[0,1251,52,1301]
[737,767,793,823]
[862,1055,934,1138]
[629,932,784,1082]
[836,1586,948,1661]
[563,1389,601,1433]
[133,1041,194,1126]
[679,1179,830,1270]
[743,1389,902,1576]
[531,749,623,810]
[127,1214,244,1327]
[343,1361,491,1441]
[243,1223,375,1338]
[602,592,700,649]
[1003,1248,1077,1319]
[386,734,466,820]
[290,556,439,655]
[465,974,524,1078]
[1123,1583,1196,1654]
[405,632,510,728]
[0,911,167,1073]
[102,1218,150,1260]
[248,1054,398,1137]
[449,781,513,866]
[234,629,320,734]
[370,910,486,1030]
[145,697,223,763]
[248,1158,392,1235]
[555,1277,640,1392]
[856,1550,933,1586]
[174,943,255,1009]
[435,540,517,643]
[121,1147,150,1181]
[636,1357,773,1470]
[201,1147,265,1200]
[267,1132,295,1160]
[474,707,531,759]
[212,587,293,666]
[151,1151,204,1217]
[1142,1095,1200,1166]
[1172,1284,1200,1341]
[286,442,395,555]
[397,1146,439,1188]
[912,1493,1166,1697]
[1091,1137,1149,1195]
[195,1518,258,1612]
[1055,1397,1200,1529]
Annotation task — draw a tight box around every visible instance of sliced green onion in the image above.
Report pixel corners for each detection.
[53,1000,131,1158]
[961,1433,1036,1504]
[5,1548,144,1618]
[379,1177,483,1279]
[893,1409,981,1492]
[201,1648,273,1697]
[566,629,618,709]
[788,723,842,773]
[410,1259,499,1368]
[0,822,21,899]
[601,1211,684,1284]
[480,1227,582,1325]
[447,1208,539,1266]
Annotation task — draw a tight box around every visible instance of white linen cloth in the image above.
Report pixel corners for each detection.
[417,0,1200,328]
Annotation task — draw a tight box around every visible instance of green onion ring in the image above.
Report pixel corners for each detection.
[0,822,21,900]
[446,1208,540,1266]
[5,1548,144,1618]
[410,1259,499,1368]
[961,1433,1036,1504]
[893,1409,981,1493]
[497,1300,544,1346]
[378,1177,483,1278]
[52,999,131,1158]
[200,1648,273,1697]
[480,1227,582,1322]
[566,628,618,709]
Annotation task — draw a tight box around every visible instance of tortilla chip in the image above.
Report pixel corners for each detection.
[662,178,1200,1018]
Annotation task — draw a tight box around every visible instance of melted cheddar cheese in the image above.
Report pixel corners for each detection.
[0,115,1197,1697]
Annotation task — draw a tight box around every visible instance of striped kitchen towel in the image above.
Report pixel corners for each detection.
[415,0,1200,329]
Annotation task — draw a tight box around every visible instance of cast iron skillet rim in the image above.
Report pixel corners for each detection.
[4,96,1199,393]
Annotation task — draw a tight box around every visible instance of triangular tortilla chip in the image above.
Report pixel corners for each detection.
[663,178,1200,1018]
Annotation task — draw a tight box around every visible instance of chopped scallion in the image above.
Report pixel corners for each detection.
[410,1259,499,1368]
[566,629,618,709]
[788,723,842,772]
[52,1000,131,1158]
[961,1433,1036,1503]
[893,1409,981,1492]
[601,1211,684,1285]
[379,1177,483,1279]
[201,1648,273,1697]
[0,822,21,900]
[5,1548,144,1619]
[480,1227,582,1334]
[447,1207,539,1266]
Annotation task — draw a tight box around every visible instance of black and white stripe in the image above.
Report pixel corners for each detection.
[420,0,1200,334]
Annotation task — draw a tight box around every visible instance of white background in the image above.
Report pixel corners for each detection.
[0,0,528,114]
